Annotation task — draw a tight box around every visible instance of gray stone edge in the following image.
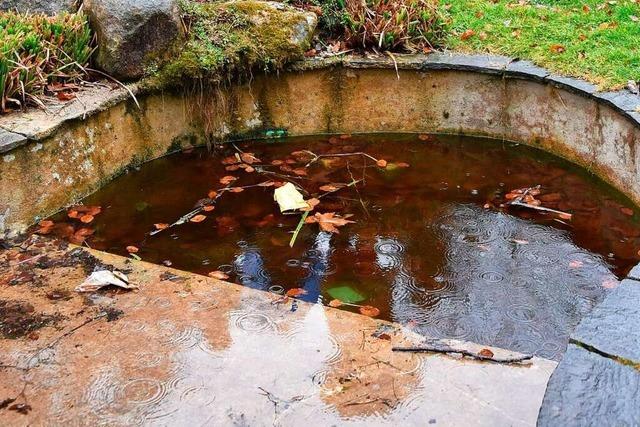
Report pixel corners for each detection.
[1,53,639,154]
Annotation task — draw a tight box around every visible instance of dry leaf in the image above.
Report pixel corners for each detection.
[220,176,238,185]
[240,152,260,164]
[319,183,346,192]
[80,214,94,224]
[550,44,565,53]
[154,223,169,230]
[328,299,343,307]
[478,348,494,358]
[126,245,139,254]
[286,288,308,297]
[305,212,355,234]
[208,190,218,198]
[376,159,388,168]
[461,29,476,40]
[359,305,380,317]
[274,182,308,212]
[229,187,245,193]
[203,205,215,212]
[302,198,320,212]
[271,160,284,166]
[190,214,207,223]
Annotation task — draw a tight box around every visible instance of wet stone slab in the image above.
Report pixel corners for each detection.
[0,236,556,426]
[571,279,640,363]
[537,344,640,426]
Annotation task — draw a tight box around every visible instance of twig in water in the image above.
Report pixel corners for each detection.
[392,345,533,364]
[289,211,309,248]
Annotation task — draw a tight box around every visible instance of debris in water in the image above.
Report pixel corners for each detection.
[274,182,309,212]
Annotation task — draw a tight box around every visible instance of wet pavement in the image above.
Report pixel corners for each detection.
[0,236,556,426]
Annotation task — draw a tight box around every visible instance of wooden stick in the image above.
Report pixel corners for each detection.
[392,345,533,363]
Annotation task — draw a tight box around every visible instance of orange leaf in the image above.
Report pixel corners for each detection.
[621,207,634,216]
[221,155,240,165]
[190,214,207,223]
[359,305,380,317]
[240,152,260,164]
[257,181,275,187]
[154,223,169,230]
[208,271,229,280]
[302,198,320,212]
[461,29,476,40]
[67,210,80,219]
[328,299,343,307]
[225,165,240,171]
[126,245,139,253]
[305,212,355,234]
[478,348,494,358]
[376,159,388,168]
[271,160,284,166]
[245,166,255,173]
[220,176,238,185]
[550,44,565,53]
[293,168,308,176]
[396,162,410,168]
[229,187,244,193]
[39,220,54,228]
[319,183,346,192]
[80,214,94,224]
[286,288,308,297]
[203,205,215,212]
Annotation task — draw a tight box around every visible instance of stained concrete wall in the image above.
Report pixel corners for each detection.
[1,54,640,236]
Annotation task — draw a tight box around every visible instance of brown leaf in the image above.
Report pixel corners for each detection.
[39,220,54,228]
[56,91,76,101]
[302,198,320,212]
[328,299,343,307]
[229,187,244,193]
[478,348,494,358]
[292,168,308,176]
[220,176,238,185]
[461,29,476,40]
[271,160,284,166]
[549,44,565,53]
[319,183,346,192]
[190,214,207,223]
[257,181,276,187]
[621,207,634,216]
[154,223,169,230]
[126,245,139,254]
[225,165,240,171]
[221,155,240,165]
[305,212,355,234]
[245,166,255,173]
[376,159,388,168]
[203,205,215,212]
[208,271,229,280]
[396,162,410,168]
[286,288,308,297]
[80,214,94,224]
[67,209,80,219]
[359,305,380,317]
[240,152,260,164]
[208,190,218,199]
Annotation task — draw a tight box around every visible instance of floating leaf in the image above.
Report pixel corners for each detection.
[241,152,261,164]
[621,207,634,216]
[302,198,320,212]
[220,176,238,185]
[154,223,169,230]
[39,220,54,228]
[221,155,240,165]
[209,271,229,280]
[190,215,207,223]
[376,159,388,168]
[293,168,308,176]
[305,212,355,233]
[319,183,346,192]
[271,160,284,166]
[286,288,308,297]
[327,286,365,303]
[225,165,240,171]
[80,214,94,224]
[359,305,380,317]
[126,245,139,254]
[203,205,215,212]
[208,190,218,198]
[229,187,244,193]
[274,182,308,212]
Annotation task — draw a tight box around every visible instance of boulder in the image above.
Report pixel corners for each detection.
[0,0,78,15]
[83,0,184,80]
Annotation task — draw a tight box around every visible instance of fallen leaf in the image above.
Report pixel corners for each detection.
[208,271,229,280]
[478,348,494,358]
[302,198,320,212]
[126,245,139,253]
[274,182,308,212]
[203,205,215,212]
[57,91,76,101]
[549,44,565,53]
[286,288,308,297]
[258,181,276,187]
[359,305,380,317]
[208,190,218,198]
[396,162,410,168]
[154,223,169,230]
[328,299,343,307]
[293,168,308,176]
[67,210,80,219]
[376,159,388,168]
[621,207,634,216]
[220,176,238,185]
[241,152,261,164]
[305,212,355,234]
[271,160,284,166]
[229,187,245,193]
[319,183,346,192]
[245,166,255,173]
[225,165,240,171]
[221,155,240,165]
[80,214,94,224]
[461,29,476,40]
[190,214,207,223]
[39,220,54,228]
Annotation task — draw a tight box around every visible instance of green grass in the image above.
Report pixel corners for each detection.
[445,0,640,89]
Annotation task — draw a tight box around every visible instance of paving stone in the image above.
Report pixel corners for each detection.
[0,128,27,154]
[544,74,598,96]
[627,262,640,281]
[572,279,640,363]
[504,60,550,81]
[538,344,640,426]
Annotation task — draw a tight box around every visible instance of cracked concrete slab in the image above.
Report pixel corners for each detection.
[0,236,556,426]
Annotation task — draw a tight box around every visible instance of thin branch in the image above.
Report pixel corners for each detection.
[392,346,533,364]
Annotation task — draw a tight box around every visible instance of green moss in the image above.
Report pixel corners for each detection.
[150,0,313,88]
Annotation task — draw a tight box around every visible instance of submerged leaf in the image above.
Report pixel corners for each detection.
[305,212,355,233]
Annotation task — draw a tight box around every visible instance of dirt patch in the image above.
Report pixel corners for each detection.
[0,300,62,339]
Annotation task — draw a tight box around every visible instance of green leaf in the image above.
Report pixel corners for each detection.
[327,286,365,303]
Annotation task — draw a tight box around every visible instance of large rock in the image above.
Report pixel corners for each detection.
[0,0,78,15]
[83,0,184,80]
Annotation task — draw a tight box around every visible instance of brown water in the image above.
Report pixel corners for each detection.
[47,134,640,360]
